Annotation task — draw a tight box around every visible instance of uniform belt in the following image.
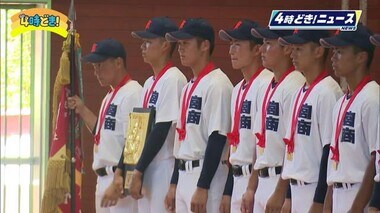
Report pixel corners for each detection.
[258,166,282,178]
[290,178,311,186]
[95,166,117,177]
[333,182,355,189]
[232,164,252,177]
[178,159,200,171]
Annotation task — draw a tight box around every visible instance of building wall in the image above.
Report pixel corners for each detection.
[50,0,380,212]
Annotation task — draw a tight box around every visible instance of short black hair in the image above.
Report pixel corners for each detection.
[353,45,374,69]
[169,42,177,57]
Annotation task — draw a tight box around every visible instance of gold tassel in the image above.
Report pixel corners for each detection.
[41,157,70,213]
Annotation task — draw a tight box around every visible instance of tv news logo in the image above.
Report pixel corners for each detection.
[269,10,362,31]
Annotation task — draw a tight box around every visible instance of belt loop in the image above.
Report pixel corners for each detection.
[106,166,112,176]
[242,166,247,176]
[344,183,351,189]
[243,165,250,176]
[269,167,276,177]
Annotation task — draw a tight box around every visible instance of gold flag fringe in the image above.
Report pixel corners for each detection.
[41,33,81,213]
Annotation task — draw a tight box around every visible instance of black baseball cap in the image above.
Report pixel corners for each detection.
[219,20,263,44]
[82,38,126,63]
[370,34,380,46]
[278,30,330,45]
[131,17,178,39]
[251,27,293,40]
[319,23,375,52]
[165,18,215,44]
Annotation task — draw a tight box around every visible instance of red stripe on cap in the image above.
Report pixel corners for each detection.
[234,21,242,29]
[179,20,186,29]
[145,20,152,29]
[91,43,97,52]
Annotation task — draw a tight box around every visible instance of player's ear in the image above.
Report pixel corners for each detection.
[115,57,124,69]
[282,44,292,56]
[252,43,261,57]
[314,45,325,59]
[355,50,369,67]
[200,39,211,53]
[161,39,172,54]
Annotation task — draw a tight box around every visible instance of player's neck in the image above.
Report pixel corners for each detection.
[152,57,171,77]
[345,69,369,94]
[191,57,210,79]
[110,70,128,89]
[241,62,261,83]
[273,60,293,82]
[303,63,325,86]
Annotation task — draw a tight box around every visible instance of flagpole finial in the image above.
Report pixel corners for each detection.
[68,0,76,35]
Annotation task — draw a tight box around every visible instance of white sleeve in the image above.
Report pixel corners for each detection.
[282,87,299,130]
[120,89,142,138]
[284,88,299,140]
[317,89,341,146]
[362,98,380,153]
[155,75,186,123]
[253,82,269,135]
[204,80,232,136]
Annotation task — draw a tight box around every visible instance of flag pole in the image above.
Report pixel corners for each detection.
[68,0,76,212]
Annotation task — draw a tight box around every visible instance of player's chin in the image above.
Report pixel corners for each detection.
[232,64,242,70]
[142,57,149,63]
[262,61,272,70]
[333,68,343,78]
[293,64,301,71]
[231,62,241,70]
[180,58,190,67]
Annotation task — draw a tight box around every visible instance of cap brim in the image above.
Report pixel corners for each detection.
[131,31,160,39]
[319,36,351,48]
[82,53,108,63]
[251,27,278,39]
[370,35,380,46]
[279,35,307,45]
[165,31,194,42]
[278,37,291,46]
[219,29,249,41]
[218,30,234,41]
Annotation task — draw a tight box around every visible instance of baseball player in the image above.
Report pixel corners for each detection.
[320,23,379,213]
[241,28,305,213]
[67,38,141,212]
[277,30,343,212]
[164,18,233,213]
[368,34,380,213]
[218,20,273,213]
[100,17,187,212]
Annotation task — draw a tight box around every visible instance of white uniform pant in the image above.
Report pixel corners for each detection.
[253,174,280,213]
[95,173,138,213]
[138,158,174,213]
[176,161,228,213]
[230,170,251,213]
[290,181,317,213]
[332,183,368,213]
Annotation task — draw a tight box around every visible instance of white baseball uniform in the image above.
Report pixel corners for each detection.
[253,70,305,213]
[137,66,187,213]
[173,68,233,213]
[281,76,343,212]
[229,68,273,213]
[93,80,142,213]
[326,81,379,213]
